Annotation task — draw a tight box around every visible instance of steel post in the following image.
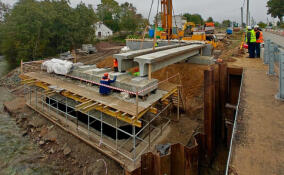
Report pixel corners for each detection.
[88,112,90,136]
[116,116,118,150]
[133,124,136,165]
[35,88,37,109]
[276,51,284,100]
[65,97,68,124]
[100,111,103,143]
[264,40,270,64]
[29,87,32,104]
[268,43,275,75]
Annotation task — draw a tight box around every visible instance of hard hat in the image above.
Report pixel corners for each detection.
[247,26,252,30]
[254,25,259,29]
[104,73,109,77]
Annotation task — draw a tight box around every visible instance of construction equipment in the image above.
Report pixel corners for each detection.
[205,22,215,34]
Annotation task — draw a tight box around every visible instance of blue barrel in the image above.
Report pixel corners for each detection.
[226,28,233,34]
[149,29,155,38]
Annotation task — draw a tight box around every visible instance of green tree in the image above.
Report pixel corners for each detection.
[119,2,139,32]
[258,21,267,28]
[214,22,220,27]
[97,0,120,32]
[267,0,284,23]
[1,0,96,67]
[183,13,204,25]
[206,17,214,22]
[222,20,231,27]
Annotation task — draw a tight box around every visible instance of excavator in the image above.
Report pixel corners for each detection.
[156,0,217,47]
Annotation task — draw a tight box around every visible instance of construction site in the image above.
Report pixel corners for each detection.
[0,0,283,175]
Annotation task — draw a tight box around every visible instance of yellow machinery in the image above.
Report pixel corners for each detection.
[154,0,218,47]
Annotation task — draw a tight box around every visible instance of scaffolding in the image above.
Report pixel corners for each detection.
[21,61,183,171]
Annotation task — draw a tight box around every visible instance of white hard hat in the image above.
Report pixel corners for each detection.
[247,26,252,30]
[254,25,259,28]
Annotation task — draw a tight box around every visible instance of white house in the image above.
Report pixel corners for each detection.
[157,15,187,29]
[94,22,113,39]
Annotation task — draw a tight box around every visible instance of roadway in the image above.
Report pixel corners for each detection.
[263,31,284,48]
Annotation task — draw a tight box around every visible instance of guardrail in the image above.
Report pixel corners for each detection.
[265,29,284,37]
[263,39,284,100]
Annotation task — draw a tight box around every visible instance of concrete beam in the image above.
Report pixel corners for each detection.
[187,55,215,65]
[134,44,204,76]
[114,44,187,72]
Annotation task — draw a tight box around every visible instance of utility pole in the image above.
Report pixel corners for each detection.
[246,0,249,26]
[241,7,244,28]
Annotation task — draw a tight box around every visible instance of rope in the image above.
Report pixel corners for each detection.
[140,0,155,49]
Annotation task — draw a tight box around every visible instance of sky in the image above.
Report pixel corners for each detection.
[2,0,276,24]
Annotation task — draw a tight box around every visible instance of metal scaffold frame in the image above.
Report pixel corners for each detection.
[23,78,179,168]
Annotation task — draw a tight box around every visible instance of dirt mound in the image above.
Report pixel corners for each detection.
[152,63,209,116]
[96,55,114,68]
[95,41,123,51]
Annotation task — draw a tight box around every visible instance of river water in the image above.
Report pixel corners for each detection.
[0,56,58,175]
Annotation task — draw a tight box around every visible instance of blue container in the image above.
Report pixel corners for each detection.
[149,29,155,38]
[226,28,233,34]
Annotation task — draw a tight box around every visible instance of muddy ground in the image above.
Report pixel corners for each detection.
[0,33,243,175]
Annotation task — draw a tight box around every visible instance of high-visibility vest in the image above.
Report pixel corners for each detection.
[113,59,118,67]
[246,30,256,43]
[256,31,263,43]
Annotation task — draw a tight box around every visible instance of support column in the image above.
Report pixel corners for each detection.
[148,64,152,80]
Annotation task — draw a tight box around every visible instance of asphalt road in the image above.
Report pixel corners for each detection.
[263,31,284,48]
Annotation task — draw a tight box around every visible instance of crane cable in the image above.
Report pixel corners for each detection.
[170,0,181,43]
[140,0,155,49]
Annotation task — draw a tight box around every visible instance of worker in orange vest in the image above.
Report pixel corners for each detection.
[254,25,263,58]
[113,59,118,72]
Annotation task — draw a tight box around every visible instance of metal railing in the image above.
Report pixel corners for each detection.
[263,39,284,100]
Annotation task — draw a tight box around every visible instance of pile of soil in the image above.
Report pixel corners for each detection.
[95,41,124,52]
[152,63,210,118]
[96,55,115,68]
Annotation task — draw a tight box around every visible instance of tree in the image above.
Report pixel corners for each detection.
[206,17,213,22]
[214,22,220,27]
[0,0,97,67]
[222,20,231,27]
[97,0,120,32]
[258,21,267,28]
[267,0,284,23]
[183,13,204,25]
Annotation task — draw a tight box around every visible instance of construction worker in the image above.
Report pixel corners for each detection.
[246,26,256,58]
[255,25,263,58]
[99,73,117,95]
[113,59,118,72]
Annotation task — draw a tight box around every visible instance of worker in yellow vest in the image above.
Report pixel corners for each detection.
[254,25,263,58]
[246,26,256,58]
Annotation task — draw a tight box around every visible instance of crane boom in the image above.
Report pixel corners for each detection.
[161,0,172,39]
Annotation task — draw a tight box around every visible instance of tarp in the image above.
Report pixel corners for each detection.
[41,59,73,75]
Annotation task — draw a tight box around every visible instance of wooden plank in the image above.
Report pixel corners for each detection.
[184,145,199,175]
[24,72,145,116]
[219,63,228,140]
[141,152,155,175]
[159,154,171,175]
[227,67,243,76]
[204,68,215,159]
[171,143,185,175]
[158,82,178,92]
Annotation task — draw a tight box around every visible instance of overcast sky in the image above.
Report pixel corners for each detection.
[2,0,276,24]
